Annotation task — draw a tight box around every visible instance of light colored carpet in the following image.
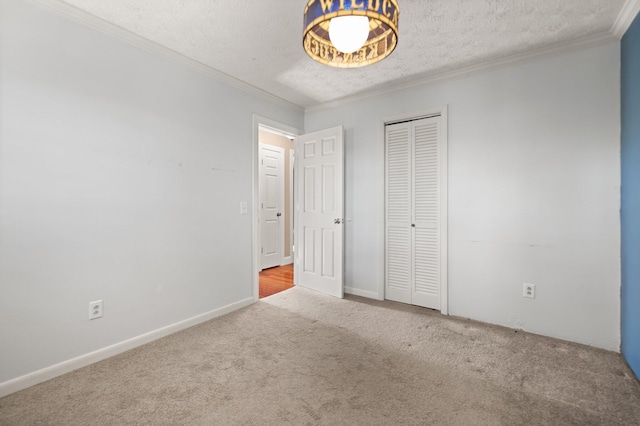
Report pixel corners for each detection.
[1,287,639,425]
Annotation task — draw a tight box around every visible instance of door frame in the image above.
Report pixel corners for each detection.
[379,106,449,314]
[288,149,295,265]
[252,115,302,302]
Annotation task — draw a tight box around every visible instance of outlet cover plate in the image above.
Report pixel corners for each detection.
[89,300,103,320]
[523,283,535,299]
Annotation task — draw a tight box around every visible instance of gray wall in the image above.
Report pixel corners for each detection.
[0,0,303,385]
[306,42,621,350]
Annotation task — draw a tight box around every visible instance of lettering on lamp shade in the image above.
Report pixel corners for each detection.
[303,0,399,68]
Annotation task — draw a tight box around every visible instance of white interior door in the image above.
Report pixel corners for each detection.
[260,144,284,270]
[295,126,344,298]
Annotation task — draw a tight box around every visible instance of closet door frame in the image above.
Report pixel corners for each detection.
[380,106,448,315]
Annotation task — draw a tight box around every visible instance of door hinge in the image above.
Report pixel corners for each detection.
[261,247,264,253]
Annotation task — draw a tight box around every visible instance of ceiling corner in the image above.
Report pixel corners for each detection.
[612,0,640,39]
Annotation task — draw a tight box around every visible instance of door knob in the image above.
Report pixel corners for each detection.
[334,218,342,224]
[276,212,282,217]
[411,224,416,227]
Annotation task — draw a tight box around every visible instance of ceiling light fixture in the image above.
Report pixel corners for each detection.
[303,0,399,68]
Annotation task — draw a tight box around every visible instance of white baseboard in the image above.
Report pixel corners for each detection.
[281,256,293,265]
[344,286,383,300]
[0,297,255,398]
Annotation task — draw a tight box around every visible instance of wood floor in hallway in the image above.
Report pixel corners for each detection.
[259,264,293,298]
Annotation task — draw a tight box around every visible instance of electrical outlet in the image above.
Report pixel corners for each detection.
[523,283,535,299]
[89,300,103,320]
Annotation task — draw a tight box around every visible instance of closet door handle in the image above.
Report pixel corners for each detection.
[411,224,416,228]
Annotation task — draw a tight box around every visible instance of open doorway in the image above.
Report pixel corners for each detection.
[253,116,345,301]
[257,123,297,299]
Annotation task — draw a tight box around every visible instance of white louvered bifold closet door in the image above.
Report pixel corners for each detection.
[385,122,412,304]
[385,116,443,310]
[411,118,441,309]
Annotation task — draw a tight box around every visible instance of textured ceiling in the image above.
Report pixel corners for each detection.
[57,0,628,108]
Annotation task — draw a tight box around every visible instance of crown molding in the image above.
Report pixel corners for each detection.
[25,0,631,115]
[28,0,304,114]
[305,31,617,113]
[612,0,640,39]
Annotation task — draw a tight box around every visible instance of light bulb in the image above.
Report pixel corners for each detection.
[328,15,370,54]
